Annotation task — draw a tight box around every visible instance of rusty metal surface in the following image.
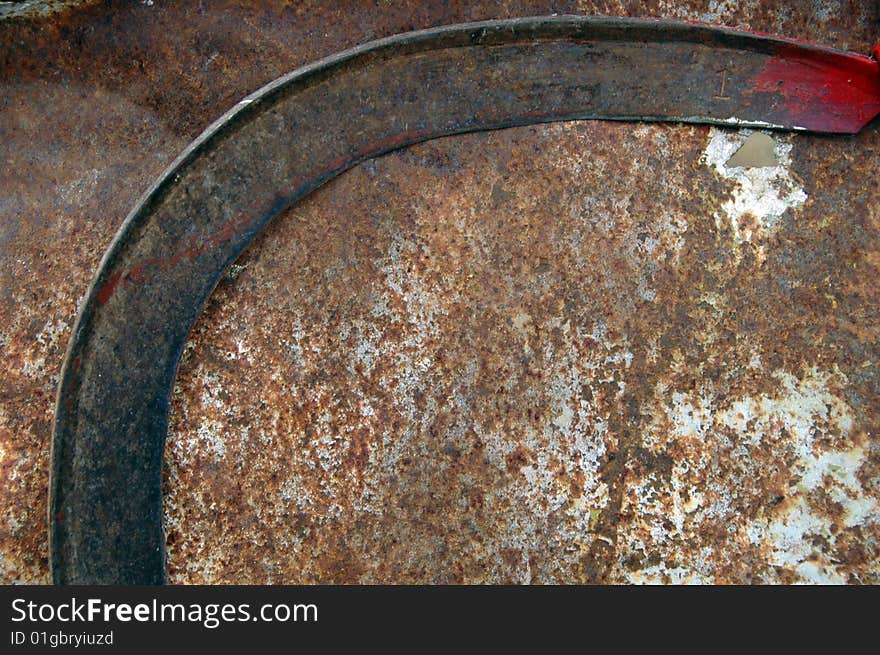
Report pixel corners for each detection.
[2,1,879,584]
[49,16,880,584]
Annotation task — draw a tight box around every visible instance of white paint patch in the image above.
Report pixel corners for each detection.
[699,0,744,22]
[702,128,807,244]
[625,563,712,585]
[669,391,713,440]
[664,367,876,583]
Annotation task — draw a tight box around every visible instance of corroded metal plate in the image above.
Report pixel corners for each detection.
[47,16,880,583]
[2,1,879,586]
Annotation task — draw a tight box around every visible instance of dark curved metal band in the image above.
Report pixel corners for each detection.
[49,16,879,584]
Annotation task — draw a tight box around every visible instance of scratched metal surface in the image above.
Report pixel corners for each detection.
[2,0,879,584]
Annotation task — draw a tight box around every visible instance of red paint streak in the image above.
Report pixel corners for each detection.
[749,45,880,132]
[96,128,438,306]
[95,271,122,305]
[93,200,269,305]
[56,513,63,521]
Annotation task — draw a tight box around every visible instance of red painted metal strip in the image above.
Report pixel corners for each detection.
[749,44,880,133]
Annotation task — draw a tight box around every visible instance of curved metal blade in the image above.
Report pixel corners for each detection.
[50,16,880,584]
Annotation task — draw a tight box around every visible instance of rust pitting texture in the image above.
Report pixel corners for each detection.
[163,121,879,584]
[0,1,100,20]
[1,1,879,583]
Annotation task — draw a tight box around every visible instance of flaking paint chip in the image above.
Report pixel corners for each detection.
[725,132,778,168]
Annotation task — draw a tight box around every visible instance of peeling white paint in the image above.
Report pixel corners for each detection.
[702,128,807,244]
[642,366,878,584]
